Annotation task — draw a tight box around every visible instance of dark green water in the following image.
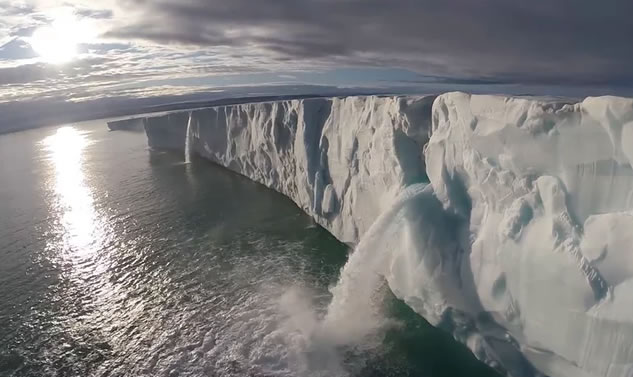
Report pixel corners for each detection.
[0,121,499,377]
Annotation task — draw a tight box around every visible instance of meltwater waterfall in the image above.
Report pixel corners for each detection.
[274,183,436,376]
[184,112,194,163]
[321,183,430,344]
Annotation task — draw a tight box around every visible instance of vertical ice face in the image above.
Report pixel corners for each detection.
[141,93,633,377]
[427,92,633,377]
[144,96,436,245]
[107,117,145,131]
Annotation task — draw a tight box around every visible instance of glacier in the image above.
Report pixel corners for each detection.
[135,93,633,377]
[107,117,145,131]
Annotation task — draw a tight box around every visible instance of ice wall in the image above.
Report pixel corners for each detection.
[141,93,633,377]
[144,96,435,244]
[425,93,633,377]
[107,117,145,131]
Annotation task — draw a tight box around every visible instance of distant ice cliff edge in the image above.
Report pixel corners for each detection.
[107,117,146,131]
[138,93,633,377]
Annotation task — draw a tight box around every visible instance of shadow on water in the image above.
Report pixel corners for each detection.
[368,295,502,377]
[147,149,350,284]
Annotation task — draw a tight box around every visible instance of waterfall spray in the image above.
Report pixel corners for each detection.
[274,183,432,375]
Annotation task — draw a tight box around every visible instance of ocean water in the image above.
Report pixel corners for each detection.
[0,121,499,377]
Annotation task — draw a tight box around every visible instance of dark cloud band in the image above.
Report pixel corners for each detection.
[110,0,633,84]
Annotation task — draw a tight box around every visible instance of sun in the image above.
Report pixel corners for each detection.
[29,11,95,64]
[30,27,77,64]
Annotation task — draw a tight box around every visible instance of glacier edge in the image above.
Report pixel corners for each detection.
[135,93,633,377]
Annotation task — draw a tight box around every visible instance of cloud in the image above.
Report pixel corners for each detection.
[0,38,37,60]
[0,1,35,16]
[75,8,113,19]
[4,0,633,87]
[0,0,632,131]
[109,0,633,84]
[0,63,49,85]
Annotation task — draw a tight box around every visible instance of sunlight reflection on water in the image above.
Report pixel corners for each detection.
[40,126,111,277]
[43,127,96,253]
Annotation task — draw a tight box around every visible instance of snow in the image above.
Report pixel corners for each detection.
[140,92,633,377]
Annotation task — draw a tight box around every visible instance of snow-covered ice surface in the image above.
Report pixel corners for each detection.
[140,93,633,377]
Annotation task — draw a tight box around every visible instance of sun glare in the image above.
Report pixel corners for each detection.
[29,10,95,64]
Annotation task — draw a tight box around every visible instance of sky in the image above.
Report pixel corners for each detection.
[1,0,632,130]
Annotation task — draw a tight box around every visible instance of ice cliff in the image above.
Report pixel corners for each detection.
[144,96,435,244]
[139,93,633,377]
[107,117,145,131]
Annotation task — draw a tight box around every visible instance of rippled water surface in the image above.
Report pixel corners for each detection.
[0,121,499,377]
